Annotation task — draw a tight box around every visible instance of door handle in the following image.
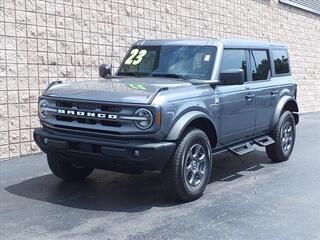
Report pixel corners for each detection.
[245,94,255,101]
[271,90,279,96]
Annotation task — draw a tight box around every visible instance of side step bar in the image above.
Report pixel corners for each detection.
[227,135,275,156]
[228,142,255,156]
[253,136,275,147]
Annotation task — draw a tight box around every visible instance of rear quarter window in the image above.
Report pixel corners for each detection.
[273,49,290,75]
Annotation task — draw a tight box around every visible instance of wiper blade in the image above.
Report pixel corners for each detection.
[118,72,143,78]
[150,73,187,80]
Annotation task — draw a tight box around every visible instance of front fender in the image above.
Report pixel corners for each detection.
[272,96,299,128]
[166,110,217,141]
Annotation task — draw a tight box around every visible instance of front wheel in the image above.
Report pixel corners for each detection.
[47,152,94,181]
[266,111,296,162]
[161,128,213,202]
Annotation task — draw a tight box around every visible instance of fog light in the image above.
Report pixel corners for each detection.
[133,149,140,157]
[43,138,48,144]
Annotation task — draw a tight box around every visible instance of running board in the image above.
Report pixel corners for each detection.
[253,136,275,147]
[228,142,255,156]
[226,135,275,156]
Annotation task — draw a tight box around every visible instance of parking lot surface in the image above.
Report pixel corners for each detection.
[1,113,320,240]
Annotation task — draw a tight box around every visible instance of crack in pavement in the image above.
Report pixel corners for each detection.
[237,155,258,197]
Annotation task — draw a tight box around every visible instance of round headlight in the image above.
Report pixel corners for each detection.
[134,108,153,129]
[39,99,49,119]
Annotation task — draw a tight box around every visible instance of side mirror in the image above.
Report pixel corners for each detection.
[99,64,112,78]
[220,69,244,85]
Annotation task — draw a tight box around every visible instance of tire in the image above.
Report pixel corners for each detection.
[47,152,94,181]
[266,111,296,162]
[161,128,213,202]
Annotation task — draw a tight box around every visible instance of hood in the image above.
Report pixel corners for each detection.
[43,77,191,104]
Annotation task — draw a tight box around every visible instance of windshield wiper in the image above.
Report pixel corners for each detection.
[118,72,143,78]
[150,73,187,80]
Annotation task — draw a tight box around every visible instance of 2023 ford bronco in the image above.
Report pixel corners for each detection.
[34,39,299,201]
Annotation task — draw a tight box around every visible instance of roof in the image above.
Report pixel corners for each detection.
[221,39,286,48]
[133,38,286,49]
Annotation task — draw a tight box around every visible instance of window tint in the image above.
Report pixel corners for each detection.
[220,49,247,81]
[250,50,270,81]
[273,49,289,74]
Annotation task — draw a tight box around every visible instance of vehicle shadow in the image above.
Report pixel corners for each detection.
[5,150,271,212]
[210,150,271,183]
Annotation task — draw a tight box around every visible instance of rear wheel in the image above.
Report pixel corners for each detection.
[47,152,94,181]
[266,111,296,162]
[161,128,212,202]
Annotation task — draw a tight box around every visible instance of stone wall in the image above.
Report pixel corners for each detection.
[0,0,319,159]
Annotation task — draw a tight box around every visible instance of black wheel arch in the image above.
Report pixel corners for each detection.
[272,96,299,128]
[166,110,218,148]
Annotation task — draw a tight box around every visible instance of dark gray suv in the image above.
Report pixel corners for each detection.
[34,39,299,201]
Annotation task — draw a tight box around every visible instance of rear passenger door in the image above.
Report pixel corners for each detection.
[216,49,256,145]
[246,49,277,135]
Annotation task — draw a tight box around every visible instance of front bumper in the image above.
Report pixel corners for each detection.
[33,127,176,171]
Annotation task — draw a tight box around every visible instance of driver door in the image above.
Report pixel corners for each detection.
[216,49,256,145]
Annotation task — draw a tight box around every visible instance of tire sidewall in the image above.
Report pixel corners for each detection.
[274,111,296,160]
[47,152,93,181]
[178,129,212,198]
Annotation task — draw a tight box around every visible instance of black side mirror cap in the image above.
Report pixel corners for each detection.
[220,69,244,85]
[99,64,112,78]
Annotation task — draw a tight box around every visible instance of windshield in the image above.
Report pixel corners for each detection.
[117,45,217,80]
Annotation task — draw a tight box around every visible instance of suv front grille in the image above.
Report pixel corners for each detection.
[40,97,158,135]
[54,100,122,127]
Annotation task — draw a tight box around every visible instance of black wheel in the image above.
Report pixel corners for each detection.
[47,152,94,181]
[266,111,296,162]
[161,128,212,202]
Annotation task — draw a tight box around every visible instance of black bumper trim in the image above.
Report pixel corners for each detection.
[33,128,175,170]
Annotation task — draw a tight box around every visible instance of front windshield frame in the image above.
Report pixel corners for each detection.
[117,45,217,81]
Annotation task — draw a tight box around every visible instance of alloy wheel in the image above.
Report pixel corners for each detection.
[281,120,293,152]
[184,143,208,188]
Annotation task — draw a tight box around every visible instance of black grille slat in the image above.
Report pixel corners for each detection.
[77,118,97,125]
[101,120,121,127]
[56,115,73,122]
[54,125,120,135]
[76,103,97,110]
[101,105,121,112]
[56,101,73,108]
[55,116,122,127]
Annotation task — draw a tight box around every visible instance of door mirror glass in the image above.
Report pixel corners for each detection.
[99,64,112,78]
[220,69,244,85]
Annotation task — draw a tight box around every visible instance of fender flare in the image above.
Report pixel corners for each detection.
[272,96,299,128]
[166,110,217,141]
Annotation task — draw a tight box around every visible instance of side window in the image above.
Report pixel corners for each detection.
[220,49,247,81]
[273,49,289,74]
[250,50,270,81]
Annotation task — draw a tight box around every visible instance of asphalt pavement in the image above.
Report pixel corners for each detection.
[1,113,320,240]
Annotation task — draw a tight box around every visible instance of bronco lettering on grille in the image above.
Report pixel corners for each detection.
[57,109,118,120]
